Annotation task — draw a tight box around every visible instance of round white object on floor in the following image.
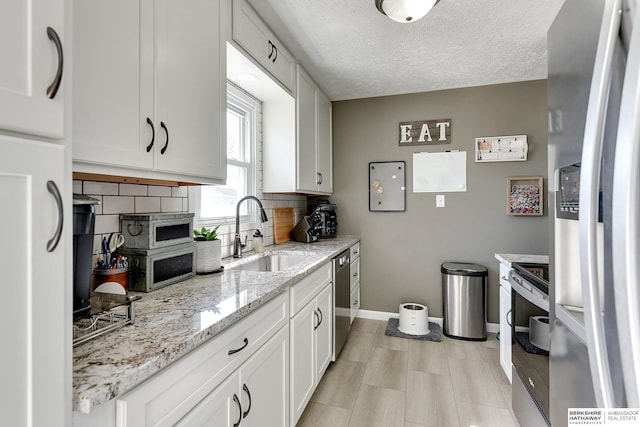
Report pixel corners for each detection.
[398,303,429,335]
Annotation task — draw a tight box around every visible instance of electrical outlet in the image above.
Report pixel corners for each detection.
[436,194,445,207]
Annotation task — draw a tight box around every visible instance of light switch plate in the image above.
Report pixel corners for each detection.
[436,194,445,207]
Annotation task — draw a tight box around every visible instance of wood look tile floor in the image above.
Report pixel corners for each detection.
[297,318,520,427]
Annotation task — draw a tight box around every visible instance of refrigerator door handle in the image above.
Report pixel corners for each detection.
[612,2,640,407]
[579,0,621,408]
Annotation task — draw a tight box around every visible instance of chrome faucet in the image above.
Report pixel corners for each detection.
[234,195,269,258]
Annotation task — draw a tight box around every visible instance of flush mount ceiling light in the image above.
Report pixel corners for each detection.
[375,0,439,23]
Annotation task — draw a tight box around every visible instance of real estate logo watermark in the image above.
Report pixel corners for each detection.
[568,408,640,426]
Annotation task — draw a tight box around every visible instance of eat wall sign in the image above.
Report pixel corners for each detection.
[398,119,451,146]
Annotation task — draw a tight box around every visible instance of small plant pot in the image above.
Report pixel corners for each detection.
[195,239,222,274]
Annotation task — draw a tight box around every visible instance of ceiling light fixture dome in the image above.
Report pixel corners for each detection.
[375,0,439,23]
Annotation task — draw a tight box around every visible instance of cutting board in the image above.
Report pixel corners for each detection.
[273,207,295,244]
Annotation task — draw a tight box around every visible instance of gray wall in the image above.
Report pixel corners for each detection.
[331,80,549,323]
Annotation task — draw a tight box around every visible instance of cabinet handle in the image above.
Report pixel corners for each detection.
[313,310,320,330]
[317,307,323,326]
[506,309,512,327]
[233,393,242,427]
[272,44,278,62]
[228,337,249,355]
[317,172,323,185]
[267,40,274,60]
[160,121,169,154]
[353,300,359,306]
[242,384,252,419]
[353,272,358,277]
[145,117,155,152]
[46,180,63,252]
[501,276,508,281]
[46,27,63,99]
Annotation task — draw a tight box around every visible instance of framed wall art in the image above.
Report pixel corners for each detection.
[508,176,543,216]
[476,135,528,162]
[369,161,406,212]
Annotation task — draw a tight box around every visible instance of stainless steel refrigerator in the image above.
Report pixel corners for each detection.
[548,0,639,425]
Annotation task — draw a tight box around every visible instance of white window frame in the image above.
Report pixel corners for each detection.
[192,83,260,230]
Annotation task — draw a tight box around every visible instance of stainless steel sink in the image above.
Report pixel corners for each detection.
[229,254,306,272]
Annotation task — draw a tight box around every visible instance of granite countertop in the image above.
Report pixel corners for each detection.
[494,253,549,268]
[73,236,359,414]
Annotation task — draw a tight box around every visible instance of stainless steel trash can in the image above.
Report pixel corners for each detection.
[441,262,488,341]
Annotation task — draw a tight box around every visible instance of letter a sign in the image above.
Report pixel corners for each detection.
[398,119,451,146]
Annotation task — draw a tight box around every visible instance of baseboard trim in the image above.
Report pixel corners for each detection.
[355,309,499,333]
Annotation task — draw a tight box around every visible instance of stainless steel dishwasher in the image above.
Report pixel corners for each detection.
[333,249,351,359]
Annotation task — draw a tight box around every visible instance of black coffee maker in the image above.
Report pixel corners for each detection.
[73,194,100,318]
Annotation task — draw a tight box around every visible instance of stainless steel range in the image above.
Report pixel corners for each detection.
[510,262,551,427]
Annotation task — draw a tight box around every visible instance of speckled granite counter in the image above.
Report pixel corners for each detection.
[73,236,359,414]
[495,253,549,267]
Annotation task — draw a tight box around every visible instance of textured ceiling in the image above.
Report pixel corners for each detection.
[246,0,565,101]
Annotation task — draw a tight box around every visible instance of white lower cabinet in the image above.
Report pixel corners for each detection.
[498,262,513,383]
[290,271,333,426]
[178,325,289,427]
[115,292,288,427]
[175,371,240,427]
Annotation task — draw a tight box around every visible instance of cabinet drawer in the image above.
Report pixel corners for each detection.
[350,285,360,324]
[349,242,360,260]
[232,0,296,93]
[350,257,360,291]
[290,263,332,317]
[116,291,288,426]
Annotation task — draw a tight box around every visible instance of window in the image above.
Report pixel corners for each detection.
[194,84,259,225]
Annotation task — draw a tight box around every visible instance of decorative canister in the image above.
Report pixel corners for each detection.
[195,239,222,274]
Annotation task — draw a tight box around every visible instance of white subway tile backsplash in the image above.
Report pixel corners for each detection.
[171,186,187,197]
[83,181,118,196]
[135,197,161,213]
[119,183,147,196]
[102,196,135,215]
[160,197,184,212]
[94,214,120,235]
[148,185,172,197]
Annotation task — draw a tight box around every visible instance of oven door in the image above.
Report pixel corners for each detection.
[510,270,551,426]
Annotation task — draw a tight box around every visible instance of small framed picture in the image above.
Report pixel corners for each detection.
[508,176,543,216]
[369,161,406,212]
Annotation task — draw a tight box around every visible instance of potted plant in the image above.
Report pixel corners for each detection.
[193,225,221,274]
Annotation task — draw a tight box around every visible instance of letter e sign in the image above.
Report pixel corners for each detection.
[398,119,451,146]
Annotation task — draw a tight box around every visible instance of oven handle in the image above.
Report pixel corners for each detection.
[579,0,621,408]
[509,271,549,312]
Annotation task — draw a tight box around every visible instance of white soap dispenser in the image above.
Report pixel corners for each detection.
[252,229,264,253]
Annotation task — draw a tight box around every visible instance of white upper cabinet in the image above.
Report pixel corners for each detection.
[72,0,226,184]
[232,0,296,94]
[296,66,333,195]
[0,0,65,138]
[263,65,332,195]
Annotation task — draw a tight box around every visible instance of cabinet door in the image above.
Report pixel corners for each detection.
[317,89,333,194]
[499,284,512,383]
[296,67,318,193]
[154,0,226,181]
[0,0,64,138]
[290,300,316,426]
[0,136,66,426]
[315,284,333,381]
[175,372,241,427]
[232,0,296,93]
[72,0,155,171]
[240,326,289,427]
